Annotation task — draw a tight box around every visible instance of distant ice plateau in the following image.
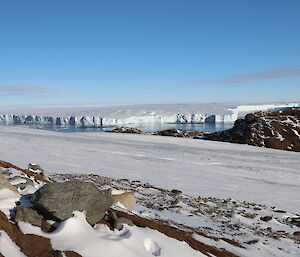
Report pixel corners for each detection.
[0,102,299,127]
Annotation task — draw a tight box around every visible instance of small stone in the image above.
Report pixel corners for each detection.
[0,167,11,176]
[246,239,259,245]
[110,127,143,134]
[260,216,272,222]
[40,219,53,232]
[113,217,134,230]
[14,207,43,227]
[293,231,300,236]
[171,189,182,195]
[107,210,118,223]
[28,163,44,172]
[273,209,286,213]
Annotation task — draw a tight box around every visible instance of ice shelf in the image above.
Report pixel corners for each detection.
[0,103,299,127]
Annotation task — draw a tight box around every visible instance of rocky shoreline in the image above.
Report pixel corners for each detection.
[202,109,300,152]
[111,108,300,152]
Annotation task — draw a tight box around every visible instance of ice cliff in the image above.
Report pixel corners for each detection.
[0,103,299,127]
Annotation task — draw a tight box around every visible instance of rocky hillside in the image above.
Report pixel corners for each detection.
[1,160,300,256]
[203,109,300,152]
[0,161,233,257]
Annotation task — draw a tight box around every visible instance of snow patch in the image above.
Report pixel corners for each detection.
[0,230,26,257]
[19,211,205,257]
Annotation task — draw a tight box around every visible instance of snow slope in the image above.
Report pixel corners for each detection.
[0,125,299,213]
[0,102,299,126]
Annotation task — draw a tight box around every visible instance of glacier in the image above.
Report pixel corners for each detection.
[0,103,299,127]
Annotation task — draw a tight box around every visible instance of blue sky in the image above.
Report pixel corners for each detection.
[0,0,299,107]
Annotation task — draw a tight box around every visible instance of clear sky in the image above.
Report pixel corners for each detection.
[0,0,299,107]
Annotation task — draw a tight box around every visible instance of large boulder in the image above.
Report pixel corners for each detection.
[30,180,113,225]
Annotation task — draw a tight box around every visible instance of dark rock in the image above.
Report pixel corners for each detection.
[273,209,286,213]
[260,216,273,222]
[245,239,259,244]
[40,219,54,232]
[244,113,257,123]
[290,217,300,227]
[109,127,143,134]
[171,189,182,195]
[203,108,300,152]
[30,180,113,225]
[107,210,118,223]
[293,231,300,236]
[153,128,205,138]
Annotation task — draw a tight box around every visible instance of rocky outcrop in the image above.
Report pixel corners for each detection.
[203,109,300,152]
[30,180,113,225]
[109,127,143,134]
[153,128,206,138]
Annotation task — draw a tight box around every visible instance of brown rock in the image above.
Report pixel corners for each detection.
[171,189,182,195]
[246,239,259,244]
[110,127,143,134]
[203,109,300,152]
[245,113,257,123]
[260,216,273,222]
[154,128,204,138]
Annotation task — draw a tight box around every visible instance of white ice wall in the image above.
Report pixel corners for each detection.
[0,103,299,127]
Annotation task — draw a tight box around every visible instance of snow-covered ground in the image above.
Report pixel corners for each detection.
[0,125,299,214]
[18,211,205,257]
[0,102,299,126]
[0,170,206,257]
